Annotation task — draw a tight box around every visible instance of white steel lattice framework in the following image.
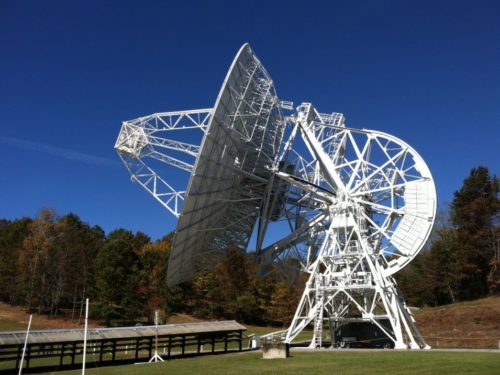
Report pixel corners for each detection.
[115,109,211,218]
[115,44,436,349]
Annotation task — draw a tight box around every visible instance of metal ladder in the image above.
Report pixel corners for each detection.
[311,288,324,348]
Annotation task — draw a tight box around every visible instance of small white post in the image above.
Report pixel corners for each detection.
[18,314,32,375]
[82,298,89,375]
[148,310,164,363]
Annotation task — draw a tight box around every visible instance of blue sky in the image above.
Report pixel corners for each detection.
[1,0,499,240]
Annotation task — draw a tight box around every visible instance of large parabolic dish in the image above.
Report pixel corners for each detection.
[169,44,285,285]
[115,43,436,350]
[116,44,285,286]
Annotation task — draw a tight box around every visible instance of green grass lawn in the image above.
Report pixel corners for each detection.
[0,318,28,331]
[55,351,500,375]
[0,321,56,333]
[0,317,47,332]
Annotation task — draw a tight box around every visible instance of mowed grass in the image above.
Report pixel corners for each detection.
[57,351,500,375]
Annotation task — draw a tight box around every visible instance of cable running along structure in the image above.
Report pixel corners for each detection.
[115,43,436,349]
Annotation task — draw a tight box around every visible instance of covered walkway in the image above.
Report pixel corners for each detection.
[0,320,246,373]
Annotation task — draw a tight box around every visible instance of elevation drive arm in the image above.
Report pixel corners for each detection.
[296,107,346,193]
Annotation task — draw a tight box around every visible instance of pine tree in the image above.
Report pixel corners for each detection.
[93,229,149,325]
[0,218,32,304]
[450,166,500,299]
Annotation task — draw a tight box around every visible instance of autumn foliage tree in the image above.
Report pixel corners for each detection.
[137,234,173,321]
[11,209,105,317]
[182,249,302,325]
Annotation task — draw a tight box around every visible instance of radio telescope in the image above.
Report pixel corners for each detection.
[115,43,436,349]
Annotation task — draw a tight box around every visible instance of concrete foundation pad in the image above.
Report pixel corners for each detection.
[262,343,290,359]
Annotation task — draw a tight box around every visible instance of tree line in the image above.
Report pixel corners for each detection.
[0,166,498,326]
[0,210,301,326]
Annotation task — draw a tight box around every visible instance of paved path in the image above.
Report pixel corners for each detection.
[290,347,500,353]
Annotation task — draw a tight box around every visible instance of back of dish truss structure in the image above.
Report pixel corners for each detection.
[115,43,436,349]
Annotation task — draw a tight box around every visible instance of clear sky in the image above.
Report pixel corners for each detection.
[1,0,499,240]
